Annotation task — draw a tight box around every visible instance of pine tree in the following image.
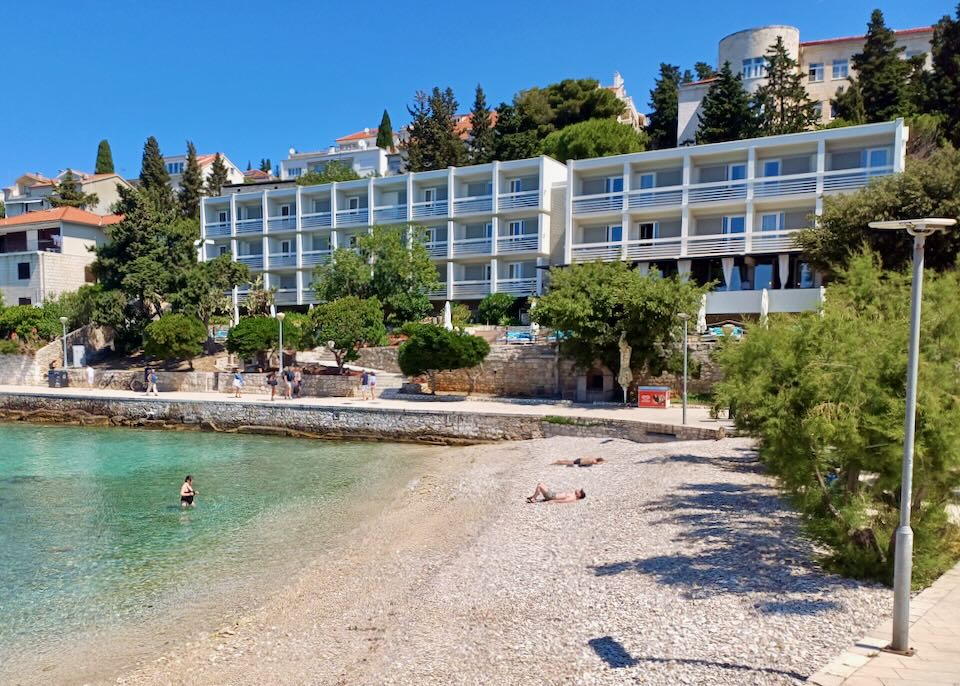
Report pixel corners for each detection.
[139,136,171,192]
[832,80,867,124]
[179,142,204,218]
[94,139,114,174]
[467,84,495,164]
[647,64,682,149]
[49,171,98,209]
[752,37,820,135]
[405,91,432,171]
[205,153,229,197]
[852,9,911,122]
[696,62,755,144]
[694,62,717,80]
[259,158,271,173]
[931,4,960,146]
[429,86,465,168]
[376,109,394,150]
[246,160,252,171]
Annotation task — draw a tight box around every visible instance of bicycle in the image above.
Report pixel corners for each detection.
[129,378,145,393]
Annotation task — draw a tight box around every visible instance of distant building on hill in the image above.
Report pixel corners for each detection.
[2,170,131,217]
[161,152,245,192]
[280,127,405,181]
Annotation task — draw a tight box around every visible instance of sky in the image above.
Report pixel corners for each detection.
[0,0,949,185]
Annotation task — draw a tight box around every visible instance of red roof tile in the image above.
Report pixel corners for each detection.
[801,26,933,47]
[0,207,123,228]
[681,77,719,88]
[336,128,378,143]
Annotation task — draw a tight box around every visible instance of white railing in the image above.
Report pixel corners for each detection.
[301,211,332,228]
[705,290,763,315]
[268,253,297,268]
[205,221,230,236]
[235,290,250,303]
[235,218,264,234]
[373,205,408,223]
[753,173,817,198]
[274,289,298,305]
[687,180,747,204]
[452,280,491,299]
[497,234,539,253]
[496,278,538,295]
[427,286,449,299]
[423,242,448,258]
[237,254,264,269]
[570,243,623,263]
[750,229,802,253]
[301,250,331,265]
[336,208,369,226]
[572,192,624,215]
[498,190,539,211]
[453,195,493,215]
[822,166,893,192]
[452,238,492,256]
[266,216,297,232]
[412,200,449,218]
[625,237,683,260]
[686,233,746,256]
[626,187,683,209]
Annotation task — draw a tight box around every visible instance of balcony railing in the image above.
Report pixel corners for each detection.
[336,208,369,226]
[822,166,893,192]
[753,173,816,198]
[452,237,492,256]
[268,253,297,268]
[205,221,230,236]
[498,190,539,211]
[274,289,298,305]
[301,250,331,266]
[373,205,408,223]
[237,254,264,269]
[423,242,448,258]
[750,229,802,253]
[235,290,250,303]
[686,233,746,256]
[236,218,264,234]
[452,195,493,215]
[625,237,683,261]
[412,200,449,218]
[301,211,332,229]
[452,280,491,299]
[626,187,683,209]
[497,234,539,253]
[572,192,623,215]
[427,285,449,299]
[496,277,537,295]
[687,180,746,204]
[570,243,624,263]
[267,216,297,232]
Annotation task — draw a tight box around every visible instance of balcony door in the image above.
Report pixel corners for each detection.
[728,164,746,182]
[506,262,524,280]
[760,212,784,232]
[605,177,624,194]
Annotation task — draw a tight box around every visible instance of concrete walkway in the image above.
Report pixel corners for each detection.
[0,384,729,432]
[809,561,960,685]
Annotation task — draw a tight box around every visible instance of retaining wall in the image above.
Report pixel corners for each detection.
[64,369,361,397]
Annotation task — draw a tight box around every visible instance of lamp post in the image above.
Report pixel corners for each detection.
[58,316,69,368]
[677,313,690,425]
[868,217,956,655]
[276,312,286,370]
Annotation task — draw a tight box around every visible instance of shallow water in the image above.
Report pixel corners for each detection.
[0,423,432,676]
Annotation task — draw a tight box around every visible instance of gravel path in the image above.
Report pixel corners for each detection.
[115,437,889,686]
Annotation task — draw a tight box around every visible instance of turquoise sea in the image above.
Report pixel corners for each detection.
[0,423,433,680]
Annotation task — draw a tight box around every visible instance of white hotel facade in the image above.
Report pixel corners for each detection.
[200,119,906,319]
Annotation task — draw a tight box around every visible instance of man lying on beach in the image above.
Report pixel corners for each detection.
[551,457,606,467]
[526,482,585,504]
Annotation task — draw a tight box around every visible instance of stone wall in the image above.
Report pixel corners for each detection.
[64,369,360,397]
[0,354,39,385]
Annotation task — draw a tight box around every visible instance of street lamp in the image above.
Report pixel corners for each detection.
[276,312,286,370]
[59,316,69,368]
[677,313,690,425]
[868,217,956,655]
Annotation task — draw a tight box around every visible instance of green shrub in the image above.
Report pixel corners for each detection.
[143,313,207,368]
[398,324,490,393]
[476,292,516,326]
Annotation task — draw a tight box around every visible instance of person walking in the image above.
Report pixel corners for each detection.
[359,370,370,400]
[86,364,95,388]
[146,368,159,397]
[267,371,278,401]
[232,368,244,398]
[368,370,378,399]
[293,367,303,399]
[282,367,294,399]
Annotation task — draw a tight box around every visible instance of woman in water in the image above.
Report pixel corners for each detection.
[180,475,198,507]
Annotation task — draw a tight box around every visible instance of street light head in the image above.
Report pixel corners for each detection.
[869,218,956,236]
[276,312,286,321]
[677,313,690,322]
[59,316,69,324]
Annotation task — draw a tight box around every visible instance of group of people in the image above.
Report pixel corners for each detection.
[266,366,304,401]
[144,367,159,396]
[526,456,605,504]
[359,369,378,400]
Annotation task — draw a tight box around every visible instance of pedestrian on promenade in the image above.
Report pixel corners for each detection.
[267,371,278,401]
[293,368,303,398]
[146,368,159,396]
[232,368,244,398]
[86,365,95,388]
[360,370,370,400]
[282,367,294,399]
[368,370,377,399]
[525,483,586,504]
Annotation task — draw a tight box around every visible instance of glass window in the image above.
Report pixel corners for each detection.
[508,178,522,193]
[17,262,30,280]
[605,177,624,193]
[218,210,228,223]
[754,263,774,290]
[812,101,823,119]
[728,164,746,181]
[348,196,360,210]
[832,59,848,80]
[507,262,523,279]
[742,57,766,79]
[760,212,784,231]
[830,102,838,119]
[638,173,655,189]
[609,225,623,242]
[280,240,291,253]
[867,148,888,168]
[638,222,658,240]
[722,216,745,234]
[508,221,523,236]
[218,245,228,256]
[762,160,780,177]
[280,204,291,217]
[485,223,493,238]
[288,167,302,178]
[799,262,814,288]
[808,63,824,82]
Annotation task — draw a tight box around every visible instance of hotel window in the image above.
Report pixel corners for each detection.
[280,239,292,254]
[288,167,303,178]
[218,245,229,256]
[638,173,655,190]
[760,212,785,232]
[165,162,184,174]
[762,160,781,177]
[830,101,838,119]
[508,220,524,236]
[808,63,824,82]
[722,216,745,234]
[506,262,524,280]
[638,222,658,240]
[605,177,624,194]
[18,297,31,305]
[347,196,360,211]
[812,101,823,119]
[279,204,292,217]
[508,178,522,193]
[728,163,746,181]
[485,222,493,238]
[17,262,30,280]
[742,57,766,79]
[607,225,623,242]
[832,59,849,80]
[217,210,228,224]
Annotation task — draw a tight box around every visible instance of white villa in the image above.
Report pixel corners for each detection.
[2,170,131,218]
[162,153,245,192]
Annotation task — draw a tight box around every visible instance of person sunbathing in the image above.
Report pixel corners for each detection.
[551,457,606,467]
[526,483,586,504]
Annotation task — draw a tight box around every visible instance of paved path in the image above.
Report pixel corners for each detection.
[809,561,960,685]
[0,384,730,432]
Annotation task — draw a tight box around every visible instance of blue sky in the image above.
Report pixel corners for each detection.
[0,1,948,184]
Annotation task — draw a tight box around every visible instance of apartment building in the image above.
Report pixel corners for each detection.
[281,128,404,181]
[0,207,119,305]
[678,24,933,144]
[162,153,244,191]
[201,157,568,310]
[2,170,131,217]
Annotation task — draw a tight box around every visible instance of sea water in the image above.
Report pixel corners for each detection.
[0,422,432,678]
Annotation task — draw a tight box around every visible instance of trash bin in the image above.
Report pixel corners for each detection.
[47,370,69,388]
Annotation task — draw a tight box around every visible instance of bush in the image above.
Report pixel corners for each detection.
[540,118,647,161]
[476,292,516,326]
[310,297,386,373]
[397,324,490,393]
[226,316,278,369]
[0,304,65,345]
[143,313,207,368]
[451,303,472,329]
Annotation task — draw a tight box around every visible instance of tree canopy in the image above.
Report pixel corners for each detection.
[226,316,279,369]
[49,171,98,209]
[296,160,361,186]
[310,297,386,374]
[467,84,495,165]
[143,313,207,369]
[540,118,647,161]
[376,109,394,150]
[476,292,517,326]
[752,37,820,135]
[179,141,203,218]
[931,4,960,146]
[853,9,911,123]
[647,63,682,150]
[405,87,464,171]
[139,136,171,193]
[205,153,229,196]
[397,324,490,393]
[696,62,754,144]
[94,139,114,174]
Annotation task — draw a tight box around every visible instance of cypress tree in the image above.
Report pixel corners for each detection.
[696,62,754,144]
[752,37,820,135]
[94,139,114,174]
[179,142,204,218]
[259,158,272,173]
[50,171,98,209]
[647,63,682,149]
[246,160,252,171]
[205,153,229,197]
[467,85,495,164]
[931,4,960,146]
[852,9,910,122]
[139,136,171,191]
[376,109,394,150]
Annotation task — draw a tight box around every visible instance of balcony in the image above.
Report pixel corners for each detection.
[572,192,623,215]
[498,190,539,211]
[687,180,746,204]
[237,254,263,269]
[822,166,893,192]
[235,289,250,303]
[373,205,408,224]
[274,289,298,305]
[452,237,492,256]
[704,288,823,315]
[301,250,331,266]
[267,216,297,232]
[497,234,539,254]
[412,200,449,219]
[626,187,683,210]
[570,243,624,263]
[750,229,801,253]
[427,285,449,299]
[686,233,746,257]
[301,211,332,229]
[268,253,297,268]
[205,221,230,237]
[624,237,683,261]
[423,242,448,258]
[336,208,369,226]
[453,195,493,215]
[753,173,816,198]
[496,277,537,296]
[452,280,490,299]
[236,218,264,234]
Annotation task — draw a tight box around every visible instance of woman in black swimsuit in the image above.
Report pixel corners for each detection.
[180,475,197,507]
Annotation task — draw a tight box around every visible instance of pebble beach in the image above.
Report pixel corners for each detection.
[107,436,888,686]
